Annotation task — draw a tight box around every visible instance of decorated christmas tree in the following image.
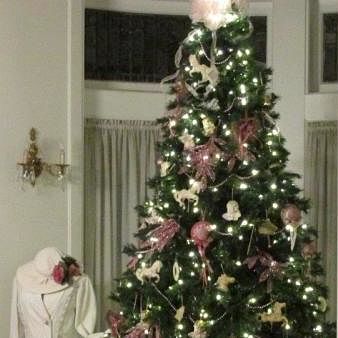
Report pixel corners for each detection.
[110,0,336,337]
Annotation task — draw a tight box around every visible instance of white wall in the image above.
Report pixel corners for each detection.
[0,0,83,336]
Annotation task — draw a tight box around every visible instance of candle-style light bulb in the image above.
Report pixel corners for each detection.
[59,144,65,165]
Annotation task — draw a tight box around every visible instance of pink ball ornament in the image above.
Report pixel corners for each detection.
[281,204,302,226]
[191,220,213,258]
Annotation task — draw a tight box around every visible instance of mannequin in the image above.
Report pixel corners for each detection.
[10,247,97,338]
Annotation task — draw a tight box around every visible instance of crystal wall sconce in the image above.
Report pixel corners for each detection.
[17,128,70,187]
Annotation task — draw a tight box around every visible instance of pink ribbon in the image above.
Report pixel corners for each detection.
[106,311,124,338]
[141,219,180,253]
[188,137,225,183]
[243,250,286,283]
[235,118,257,160]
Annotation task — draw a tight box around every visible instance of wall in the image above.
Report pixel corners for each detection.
[0,0,83,336]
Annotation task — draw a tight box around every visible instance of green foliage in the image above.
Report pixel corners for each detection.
[112,7,336,338]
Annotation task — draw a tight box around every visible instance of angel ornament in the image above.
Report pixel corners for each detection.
[222,200,241,221]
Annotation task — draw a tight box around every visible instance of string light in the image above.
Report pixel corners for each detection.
[240,183,248,190]
[241,97,248,106]
[240,84,246,94]
[169,120,176,127]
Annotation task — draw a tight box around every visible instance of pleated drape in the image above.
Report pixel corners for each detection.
[84,119,161,329]
[304,120,337,322]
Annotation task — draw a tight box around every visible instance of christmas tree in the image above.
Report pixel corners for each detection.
[110,1,336,337]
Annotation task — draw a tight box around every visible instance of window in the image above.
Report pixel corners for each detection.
[85,9,267,83]
[323,13,338,83]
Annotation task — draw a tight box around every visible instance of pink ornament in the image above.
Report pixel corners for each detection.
[191,220,213,258]
[281,204,302,226]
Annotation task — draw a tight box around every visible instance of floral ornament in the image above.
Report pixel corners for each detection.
[189,55,219,87]
[259,302,289,327]
[135,260,163,284]
[52,256,81,285]
[140,219,180,253]
[222,200,241,221]
[243,251,287,283]
[106,311,125,338]
[188,320,207,338]
[216,273,236,292]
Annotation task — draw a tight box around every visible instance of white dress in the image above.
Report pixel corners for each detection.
[10,275,96,338]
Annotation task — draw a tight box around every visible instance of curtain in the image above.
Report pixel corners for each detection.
[304,120,337,322]
[84,119,161,329]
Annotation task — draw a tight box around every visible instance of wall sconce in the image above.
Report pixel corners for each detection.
[17,128,70,187]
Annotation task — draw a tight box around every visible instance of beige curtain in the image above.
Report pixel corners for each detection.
[304,120,337,322]
[84,119,161,329]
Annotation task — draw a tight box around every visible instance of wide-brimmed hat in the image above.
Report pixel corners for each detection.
[16,247,72,294]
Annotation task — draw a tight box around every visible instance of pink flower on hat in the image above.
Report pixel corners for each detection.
[52,263,66,284]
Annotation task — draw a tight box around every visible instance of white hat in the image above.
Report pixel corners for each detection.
[16,247,72,294]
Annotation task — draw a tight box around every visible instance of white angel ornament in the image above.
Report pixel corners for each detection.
[222,200,241,221]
